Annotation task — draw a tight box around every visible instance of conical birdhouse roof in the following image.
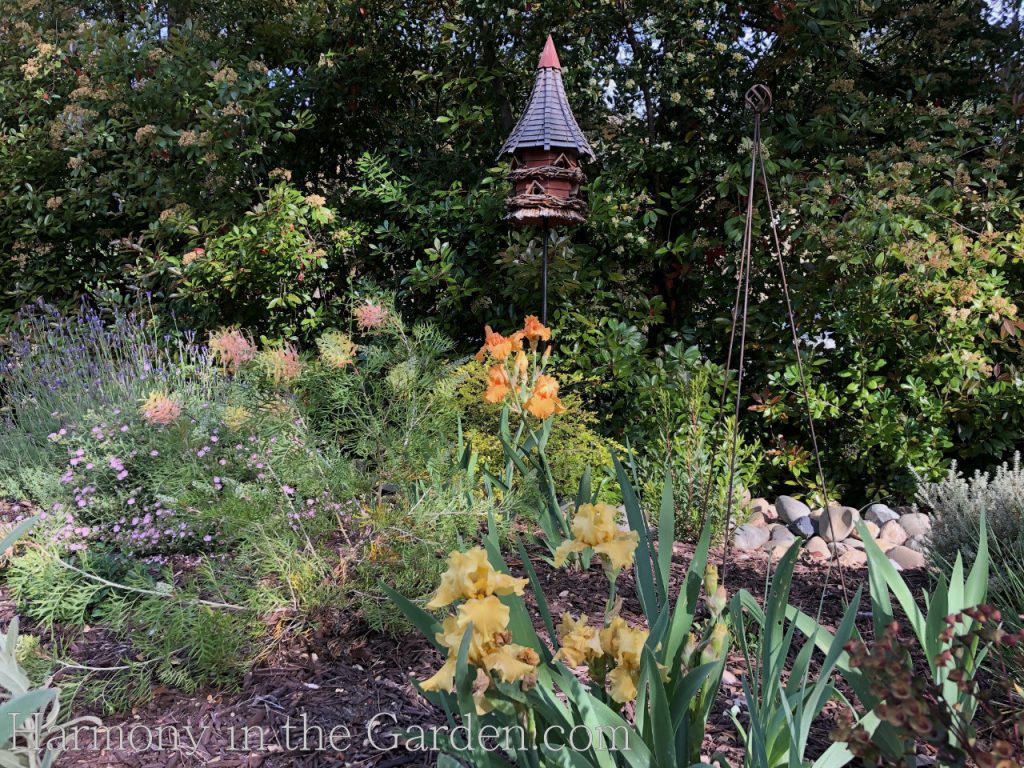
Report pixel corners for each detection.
[498,36,595,161]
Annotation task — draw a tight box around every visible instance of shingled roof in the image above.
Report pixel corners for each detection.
[498,36,595,161]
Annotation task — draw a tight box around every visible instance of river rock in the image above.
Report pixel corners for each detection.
[776,495,811,523]
[734,524,770,551]
[905,535,928,554]
[747,510,768,528]
[765,539,795,562]
[750,498,773,518]
[865,503,900,526]
[804,536,831,561]
[899,512,932,538]
[788,515,816,539]
[888,545,926,570]
[879,520,908,546]
[771,526,796,543]
[876,537,897,554]
[838,549,868,568]
[853,521,880,541]
[818,505,856,543]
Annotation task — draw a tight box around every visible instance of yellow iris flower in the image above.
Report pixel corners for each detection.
[554,613,604,668]
[426,547,528,609]
[553,503,639,572]
[600,616,649,703]
[420,550,537,710]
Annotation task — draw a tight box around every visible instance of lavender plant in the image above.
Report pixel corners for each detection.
[0,301,217,470]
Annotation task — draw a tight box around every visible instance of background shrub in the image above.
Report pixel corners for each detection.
[3,1,1021,497]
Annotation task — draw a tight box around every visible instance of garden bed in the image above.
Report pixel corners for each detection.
[25,536,923,768]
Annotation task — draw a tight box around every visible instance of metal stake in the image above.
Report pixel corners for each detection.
[541,217,550,325]
[713,84,848,604]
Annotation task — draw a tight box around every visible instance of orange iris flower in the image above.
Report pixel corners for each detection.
[522,315,551,347]
[476,325,524,362]
[525,375,565,419]
[484,366,512,403]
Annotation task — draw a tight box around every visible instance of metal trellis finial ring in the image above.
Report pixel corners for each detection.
[744,84,773,114]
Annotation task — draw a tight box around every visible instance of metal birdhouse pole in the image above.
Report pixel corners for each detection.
[499,35,594,325]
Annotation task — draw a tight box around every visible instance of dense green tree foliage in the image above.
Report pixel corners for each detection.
[1,0,1022,497]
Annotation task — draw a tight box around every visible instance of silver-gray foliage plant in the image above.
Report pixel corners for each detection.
[915,452,1024,570]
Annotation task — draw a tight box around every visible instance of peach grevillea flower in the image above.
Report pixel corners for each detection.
[316,331,357,368]
[208,327,256,373]
[484,365,511,403]
[521,315,551,347]
[554,503,639,572]
[555,613,604,668]
[141,391,181,426]
[354,301,389,330]
[420,549,537,710]
[600,616,648,703]
[475,325,523,362]
[524,374,565,419]
[260,344,302,385]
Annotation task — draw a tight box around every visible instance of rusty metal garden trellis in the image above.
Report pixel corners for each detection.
[712,84,849,601]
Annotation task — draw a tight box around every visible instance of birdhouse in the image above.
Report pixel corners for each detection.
[499,36,595,227]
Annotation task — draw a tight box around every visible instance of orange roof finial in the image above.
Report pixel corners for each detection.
[537,35,561,69]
